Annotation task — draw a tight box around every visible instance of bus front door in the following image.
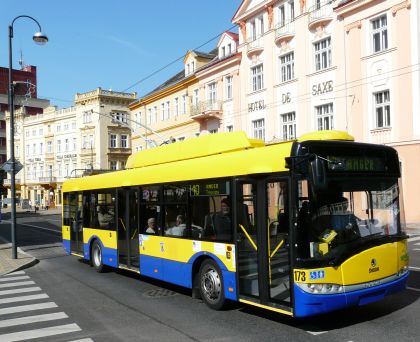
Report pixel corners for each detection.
[117,188,140,270]
[235,179,291,312]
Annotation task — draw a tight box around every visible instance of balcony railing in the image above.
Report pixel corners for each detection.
[247,37,264,56]
[370,128,392,144]
[308,0,333,29]
[38,176,57,184]
[3,179,21,186]
[190,100,223,118]
[275,20,296,43]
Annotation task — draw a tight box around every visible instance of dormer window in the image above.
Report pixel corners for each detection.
[192,61,195,72]
[222,46,226,57]
[228,43,232,55]
[187,64,190,75]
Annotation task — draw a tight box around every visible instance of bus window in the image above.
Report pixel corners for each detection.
[140,186,161,235]
[163,185,188,237]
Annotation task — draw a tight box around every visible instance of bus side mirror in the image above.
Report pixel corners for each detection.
[309,156,327,191]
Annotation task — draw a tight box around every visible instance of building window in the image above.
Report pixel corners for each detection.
[83,111,92,124]
[153,106,158,122]
[209,129,218,134]
[280,112,296,141]
[193,89,199,106]
[147,108,152,124]
[57,140,61,153]
[112,112,128,124]
[121,135,128,148]
[182,94,187,114]
[47,141,52,153]
[72,121,76,130]
[73,138,77,151]
[316,103,334,130]
[278,4,286,27]
[249,15,264,41]
[110,161,117,170]
[39,142,43,154]
[161,103,165,121]
[64,123,69,131]
[251,64,264,92]
[314,37,331,71]
[166,101,170,119]
[374,90,390,128]
[39,128,43,135]
[208,82,217,103]
[372,15,388,53]
[110,134,117,148]
[280,52,294,83]
[65,139,69,152]
[252,119,265,140]
[174,98,179,116]
[225,76,233,100]
[226,125,233,132]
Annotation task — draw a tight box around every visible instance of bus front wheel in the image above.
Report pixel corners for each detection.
[91,240,104,273]
[199,259,225,310]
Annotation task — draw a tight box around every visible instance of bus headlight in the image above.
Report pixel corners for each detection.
[297,282,344,294]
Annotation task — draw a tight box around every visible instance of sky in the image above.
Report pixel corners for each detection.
[1,0,242,108]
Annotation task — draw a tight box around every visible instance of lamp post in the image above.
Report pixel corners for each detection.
[8,15,48,259]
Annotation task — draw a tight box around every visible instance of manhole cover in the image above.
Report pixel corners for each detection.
[143,289,178,298]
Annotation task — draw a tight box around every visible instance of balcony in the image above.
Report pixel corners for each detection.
[38,176,57,185]
[308,0,333,30]
[275,20,295,45]
[246,37,264,57]
[190,100,223,121]
[3,178,21,187]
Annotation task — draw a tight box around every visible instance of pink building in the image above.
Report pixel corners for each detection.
[231,0,418,223]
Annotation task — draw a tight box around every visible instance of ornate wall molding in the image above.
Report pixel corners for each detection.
[391,0,411,16]
[345,20,362,34]
[265,5,273,29]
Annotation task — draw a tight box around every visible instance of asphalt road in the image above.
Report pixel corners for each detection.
[1,214,420,342]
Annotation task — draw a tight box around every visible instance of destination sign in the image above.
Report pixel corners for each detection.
[326,155,386,172]
[190,181,230,196]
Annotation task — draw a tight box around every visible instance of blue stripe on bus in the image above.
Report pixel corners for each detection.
[140,254,237,300]
[84,238,118,268]
[293,272,409,317]
[62,239,70,254]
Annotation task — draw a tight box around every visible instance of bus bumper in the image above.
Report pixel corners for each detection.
[293,272,409,317]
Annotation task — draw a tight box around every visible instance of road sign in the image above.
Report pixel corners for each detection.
[0,158,23,175]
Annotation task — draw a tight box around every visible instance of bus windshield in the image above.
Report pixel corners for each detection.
[296,178,404,264]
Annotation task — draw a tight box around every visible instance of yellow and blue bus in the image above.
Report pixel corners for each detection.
[62,130,409,317]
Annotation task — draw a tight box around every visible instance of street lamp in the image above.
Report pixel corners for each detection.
[8,15,48,259]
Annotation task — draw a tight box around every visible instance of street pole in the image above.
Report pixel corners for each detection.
[7,15,48,259]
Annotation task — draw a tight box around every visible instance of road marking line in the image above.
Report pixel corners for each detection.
[2,271,26,276]
[0,276,30,283]
[0,323,81,342]
[0,287,41,296]
[0,293,49,304]
[67,339,94,342]
[409,266,420,271]
[0,312,68,328]
[0,302,58,316]
[0,281,35,289]
[307,331,328,335]
[408,236,420,242]
[18,223,61,234]
[413,248,420,251]
[407,287,420,292]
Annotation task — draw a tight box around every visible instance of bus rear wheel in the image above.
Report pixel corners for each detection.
[199,259,225,310]
[91,240,104,273]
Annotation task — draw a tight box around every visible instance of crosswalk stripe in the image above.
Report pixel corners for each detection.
[0,287,41,296]
[0,294,49,305]
[408,236,420,242]
[0,302,58,316]
[3,271,26,276]
[0,312,68,328]
[0,276,30,283]
[0,281,35,289]
[0,323,82,342]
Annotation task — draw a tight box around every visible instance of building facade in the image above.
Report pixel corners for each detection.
[5,88,136,206]
[129,0,418,223]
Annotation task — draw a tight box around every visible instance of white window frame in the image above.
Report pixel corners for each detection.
[316,103,334,130]
[371,14,388,53]
[251,64,264,92]
[121,134,128,148]
[280,52,294,83]
[252,119,265,141]
[314,37,331,71]
[225,76,233,100]
[207,82,217,103]
[280,112,296,140]
[374,90,390,128]
[110,134,117,148]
